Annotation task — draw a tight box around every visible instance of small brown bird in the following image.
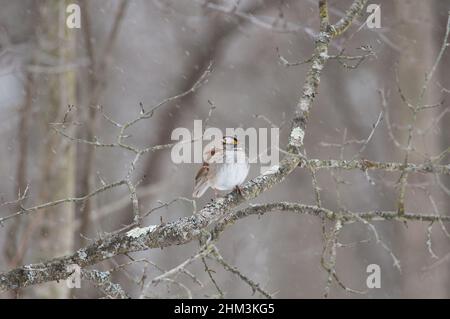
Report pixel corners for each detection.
[193,136,249,198]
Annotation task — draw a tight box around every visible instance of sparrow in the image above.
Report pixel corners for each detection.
[193,136,249,198]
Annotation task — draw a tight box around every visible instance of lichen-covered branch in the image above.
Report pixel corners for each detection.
[302,158,450,175]
[82,269,130,299]
[3,199,449,292]
[332,0,368,37]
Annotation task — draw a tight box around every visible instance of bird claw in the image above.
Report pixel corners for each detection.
[234,185,244,197]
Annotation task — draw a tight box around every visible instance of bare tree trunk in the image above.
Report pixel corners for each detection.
[28,0,77,298]
[1,63,35,301]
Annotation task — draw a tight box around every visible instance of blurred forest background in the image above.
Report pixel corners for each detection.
[0,0,449,298]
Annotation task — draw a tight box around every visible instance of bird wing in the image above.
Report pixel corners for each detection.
[195,164,209,182]
[193,164,210,198]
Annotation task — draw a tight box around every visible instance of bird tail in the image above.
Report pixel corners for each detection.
[192,180,209,198]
